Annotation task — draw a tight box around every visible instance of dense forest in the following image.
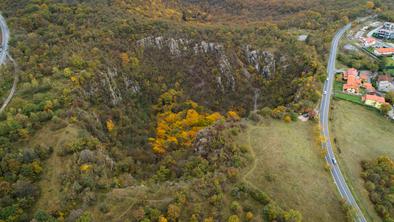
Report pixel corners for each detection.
[0,0,392,221]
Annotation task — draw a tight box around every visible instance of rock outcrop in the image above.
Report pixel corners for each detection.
[244,45,275,78]
[136,36,277,92]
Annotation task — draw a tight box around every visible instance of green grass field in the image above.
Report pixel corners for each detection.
[237,120,346,222]
[330,100,394,222]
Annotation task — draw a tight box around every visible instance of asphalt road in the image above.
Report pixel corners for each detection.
[0,13,18,114]
[0,13,9,64]
[320,24,368,222]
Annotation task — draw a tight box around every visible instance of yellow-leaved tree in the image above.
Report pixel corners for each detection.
[150,90,225,155]
[106,119,115,133]
[120,52,129,66]
[227,111,240,121]
[158,216,168,222]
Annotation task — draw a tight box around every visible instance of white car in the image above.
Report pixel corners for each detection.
[326,77,329,81]
[324,91,327,95]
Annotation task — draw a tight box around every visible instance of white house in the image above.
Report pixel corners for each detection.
[378,81,394,92]
[360,37,376,47]
[377,22,394,39]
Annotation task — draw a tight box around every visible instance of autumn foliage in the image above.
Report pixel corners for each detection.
[106,119,115,132]
[150,90,228,154]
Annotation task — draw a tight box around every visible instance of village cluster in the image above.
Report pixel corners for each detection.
[358,22,394,56]
[338,21,394,120]
[340,67,394,119]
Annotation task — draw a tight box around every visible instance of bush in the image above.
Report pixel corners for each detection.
[271,106,286,119]
[249,189,270,205]
[245,211,253,221]
[248,111,261,122]
[259,107,272,117]
[34,210,57,222]
[283,115,291,123]
[228,215,240,222]
[230,201,242,214]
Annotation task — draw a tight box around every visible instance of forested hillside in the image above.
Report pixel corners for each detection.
[0,0,389,221]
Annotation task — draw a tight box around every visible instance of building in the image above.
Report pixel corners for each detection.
[377,74,393,82]
[374,48,394,56]
[383,22,394,30]
[362,94,387,109]
[343,68,358,80]
[343,74,361,94]
[360,37,376,47]
[359,71,371,83]
[378,81,394,92]
[363,82,376,94]
[376,74,394,92]
[377,22,394,39]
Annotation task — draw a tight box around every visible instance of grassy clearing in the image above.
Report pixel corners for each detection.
[237,119,346,222]
[334,93,363,105]
[33,124,88,212]
[330,100,394,222]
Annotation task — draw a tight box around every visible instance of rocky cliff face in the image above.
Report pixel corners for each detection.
[83,35,291,113]
[244,45,276,78]
[136,36,276,92]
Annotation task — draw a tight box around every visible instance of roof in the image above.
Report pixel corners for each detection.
[360,73,369,81]
[363,94,386,103]
[362,37,376,44]
[343,72,362,92]
[347,74,361,85]
[375,48,394,54]
[345,68,358,76]
[377,74,393,82]
[363,83,374,90]
[343,84,357,90]
[360,70,372,75]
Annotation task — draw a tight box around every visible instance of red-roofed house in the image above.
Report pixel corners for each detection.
[363,82,376,94]
[377,74,393,83]
[360,73,369,83]
[362,94,387,109]
[374,48,394,56]
[343,68,358,80]
[360,37,377,47]
[343,74,361,94]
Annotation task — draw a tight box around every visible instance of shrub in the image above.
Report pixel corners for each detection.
[230,201,242,214]
[248,111,261,122]
[228,215,240,222]
[259,107,272,117]
[283,115,292,123]
[34,210,57,222]
[245,211,253,221]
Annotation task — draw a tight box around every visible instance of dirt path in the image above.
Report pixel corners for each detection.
[34,125,80,211]
[240,126,264,193]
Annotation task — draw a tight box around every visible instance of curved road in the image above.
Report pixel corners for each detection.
[0,13,9,64]
[0,13,18,114]
[320,24,367,222]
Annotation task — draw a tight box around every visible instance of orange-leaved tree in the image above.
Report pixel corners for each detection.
[150,90,225,155]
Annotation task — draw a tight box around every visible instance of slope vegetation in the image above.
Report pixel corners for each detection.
[237,119,346,222]
[331,100,394,222]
